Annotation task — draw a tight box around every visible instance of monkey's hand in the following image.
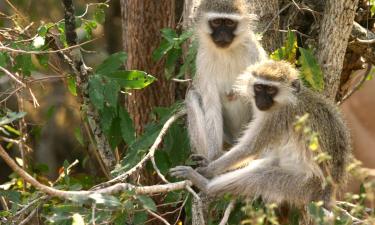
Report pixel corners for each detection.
[190,154,209,168]
[196,166,214,178]
[169,166,195,180]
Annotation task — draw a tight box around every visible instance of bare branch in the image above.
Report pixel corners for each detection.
[62,0,116,171]
[219,199,236,225]
[0,66,26,88]
[338,63,372,105]
[0,38,101,55]
[146,209,171,225]
[0,143,191,199]
[96,110,187,188]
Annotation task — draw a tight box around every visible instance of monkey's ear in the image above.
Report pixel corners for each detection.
[291,79,301,93]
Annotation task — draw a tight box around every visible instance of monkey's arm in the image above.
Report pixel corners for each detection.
[187,88,224,161]
[203,118,272,176]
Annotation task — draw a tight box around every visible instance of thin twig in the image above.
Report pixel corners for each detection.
[0,196,9,211]
[219,199,236,225]
[0,143,191,199]
[0,66,26,87]
[96,110,187,188]
[262,2,293,34]
[338,63,372,105]
[18,204,40,225]
[146,209,171,225]
[0,37,101,55]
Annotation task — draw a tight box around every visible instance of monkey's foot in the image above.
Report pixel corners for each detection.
[170,166,195,179]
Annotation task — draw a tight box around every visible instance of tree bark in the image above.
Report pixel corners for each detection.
[247,0,282,53]
[316,0,359,100]
[120,0,176,133]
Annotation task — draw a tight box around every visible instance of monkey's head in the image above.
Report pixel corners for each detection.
[235,60,301,111]
[196,0,255,49]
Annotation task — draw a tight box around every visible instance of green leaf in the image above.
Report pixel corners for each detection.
[74,127,84,146]
[0,52,8,67]
[133,212,148,225]
[100,106,116,135]
[104,70,156,89]
[298,48,324,91]
[178,30,194,43]
[108,117,122,149]
[119,107,136,144]
[161,28,178,43]
[14,54,34,76]
[165,47,182,79]
[152,40,174,61]
[136,195,157,212]
[94,4,107,24]
[83,20,98,39]
[270,30,297,63]
[95,52,128,75]
[37,22,54,37]
[0,112,26,126]
[67,76,77,96]
[88,76,105,111]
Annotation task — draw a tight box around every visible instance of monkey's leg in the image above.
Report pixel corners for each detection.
[207,162,322,205]
[186,89,224,161]
[186,90,210,159]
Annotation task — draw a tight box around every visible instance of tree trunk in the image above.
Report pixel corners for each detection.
[120,0,176,133]
[316,0,359,100]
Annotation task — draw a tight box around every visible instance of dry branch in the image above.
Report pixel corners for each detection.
[0,144,191,199]
[62,0,116,172]
[95,109,187,188]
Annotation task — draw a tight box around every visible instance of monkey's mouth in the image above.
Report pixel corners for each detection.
[213,40,232,48]
[255,101,274,111]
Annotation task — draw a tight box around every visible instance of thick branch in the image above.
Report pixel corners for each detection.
[62,0,116,171]
[348,22,375,65]
[0,144,191,199]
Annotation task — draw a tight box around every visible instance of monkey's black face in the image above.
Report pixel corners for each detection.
[253,84,279,111]
[209,18,238,48]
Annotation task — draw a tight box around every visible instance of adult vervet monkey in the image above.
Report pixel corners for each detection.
[187,0,267,161]
[173,60,351,211]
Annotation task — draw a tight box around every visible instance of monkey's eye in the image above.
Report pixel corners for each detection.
[210,19,222,27]
[225,19,236,28]
[254,84,263,92]
[266,86,278,96]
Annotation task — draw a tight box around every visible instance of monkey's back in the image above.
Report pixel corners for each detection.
[295,87,352,185]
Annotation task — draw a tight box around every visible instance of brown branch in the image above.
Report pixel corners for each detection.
[95,110,187,188]
[0,144,191,199]
[0,37,101,55]
[219,199,236,225]
[338,63,372,105]
[348,22,375,65]
[62,0,116,171]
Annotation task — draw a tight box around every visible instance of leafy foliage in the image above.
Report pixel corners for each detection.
[153,28,197,79]
[271,31,324,91]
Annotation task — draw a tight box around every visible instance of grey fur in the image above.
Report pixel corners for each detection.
[173,61,351,209]
[187,0,267,161]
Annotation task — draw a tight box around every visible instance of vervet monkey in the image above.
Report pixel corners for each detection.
[187,0,267,161]
[173,60,351,209]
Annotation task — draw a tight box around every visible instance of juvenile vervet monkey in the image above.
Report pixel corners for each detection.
[187,0,267,161]
[172,60,351,209]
